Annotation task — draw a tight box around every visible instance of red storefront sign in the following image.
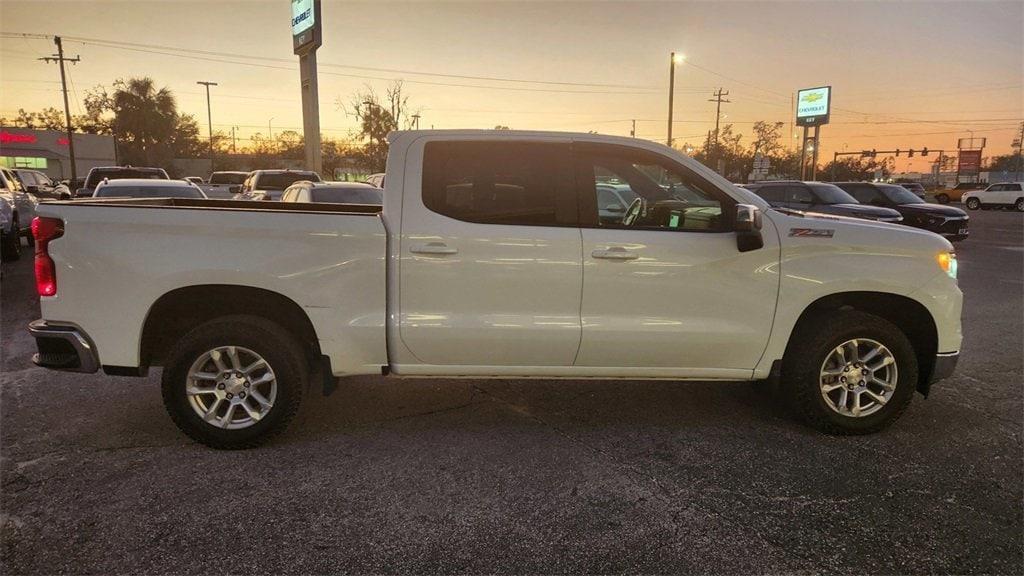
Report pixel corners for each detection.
[0,131,38,145]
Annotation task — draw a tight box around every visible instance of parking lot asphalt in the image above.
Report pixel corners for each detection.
[1,209,1021,575]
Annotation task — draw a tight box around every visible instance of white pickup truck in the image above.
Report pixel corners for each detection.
[28,131,962,448]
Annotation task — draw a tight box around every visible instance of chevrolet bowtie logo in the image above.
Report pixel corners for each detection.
[802,92,824,103]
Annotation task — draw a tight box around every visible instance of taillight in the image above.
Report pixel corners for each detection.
[32,217,64,297]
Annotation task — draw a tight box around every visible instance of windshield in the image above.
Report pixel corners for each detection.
[209,172,248,185]
[310,187,383,204]
[86,169,167,189]
[808,183,859,204]
[880,184,924,204]
[95,186,204,199]
[255,172,321,190]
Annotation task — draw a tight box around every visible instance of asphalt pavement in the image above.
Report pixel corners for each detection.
[2,209,1021,574]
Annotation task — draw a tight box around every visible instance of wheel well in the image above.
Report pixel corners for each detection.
[140,285,321,368]
[793,292,938,394]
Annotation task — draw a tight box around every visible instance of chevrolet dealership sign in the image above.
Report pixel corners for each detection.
[796,86,831,126]
[292,0,321,54]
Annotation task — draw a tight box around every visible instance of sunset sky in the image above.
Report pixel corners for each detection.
[1,0,1021,173]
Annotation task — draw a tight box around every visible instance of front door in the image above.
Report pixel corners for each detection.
[573,143,779,373]
[398,139,583,367]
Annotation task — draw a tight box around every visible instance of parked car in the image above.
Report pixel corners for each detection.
[365,172,385,188]
[742,181,903,222]
[280,181,383,205]
[10,169,71,200]
[932,182,982,205]
[961,182,1024,212]
[0,167,37,260]
[28,130,961,448]
[77,166,170,197]
[234,170,322,201]
[834,182,969,242]
[93,179,207,199]
[898,182,927,199]
[199,171,248,199]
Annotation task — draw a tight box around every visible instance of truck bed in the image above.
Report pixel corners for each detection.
[34,197,388,375]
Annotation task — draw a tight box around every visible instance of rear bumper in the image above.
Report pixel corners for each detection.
[27,320,99,373]
[931,351,959,383]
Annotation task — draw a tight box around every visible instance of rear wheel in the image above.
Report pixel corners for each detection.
[935,193,949,204]
[965,197,980,210]
[1016,198,1024,212]
[782,310,917,435]
[161,315,306,449]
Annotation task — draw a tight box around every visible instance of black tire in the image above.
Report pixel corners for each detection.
[781,310,917,435]
[161,315,307,449]
[935,193,949,204]
[965,198,980,210]
[1,219,22,262]
[23,225,34,247]
[1016,198,1024,212]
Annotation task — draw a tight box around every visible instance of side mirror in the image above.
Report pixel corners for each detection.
[735,204,764,252]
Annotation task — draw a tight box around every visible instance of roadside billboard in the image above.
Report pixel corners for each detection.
[292,0,321,55]
[796,86,831,127]
[957,150,982,175]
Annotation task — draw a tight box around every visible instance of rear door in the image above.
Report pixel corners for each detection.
[995,183,1021,205]
[573,143,779,373]
[398,140,583,366]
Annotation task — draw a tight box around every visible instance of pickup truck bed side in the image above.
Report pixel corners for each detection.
[34,199,387,374]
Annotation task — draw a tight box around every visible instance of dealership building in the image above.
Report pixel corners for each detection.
[0,128,116,181]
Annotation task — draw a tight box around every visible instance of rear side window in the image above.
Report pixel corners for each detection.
[754,185,786,203]
[311,187,383,205]
[841,184,882,204]
[422,141,575,226]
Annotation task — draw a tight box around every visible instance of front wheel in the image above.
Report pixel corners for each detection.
[161,315,307,449]
[935,193,949,204]
[965,198,980,210]
[782,310,917,435]
[1016,198,1024,212]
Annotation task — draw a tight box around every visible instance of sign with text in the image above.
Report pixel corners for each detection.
[292,0,321,55]
[796,86,831,127]
[957,150,982,175]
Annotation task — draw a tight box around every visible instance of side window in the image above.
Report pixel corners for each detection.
[787,185,813,204]
[422,141,574,226]
[847,185,879,204]
[1010,184,1023,192]
[578,146,729,232]
[756,185,786,203]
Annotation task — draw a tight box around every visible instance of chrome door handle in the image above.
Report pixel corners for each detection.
[591,247,638,260]
[410,242,459,255]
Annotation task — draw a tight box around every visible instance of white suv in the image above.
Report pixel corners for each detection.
[961,182,1024,211]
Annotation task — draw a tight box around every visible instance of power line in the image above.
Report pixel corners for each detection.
[2,32,659,92]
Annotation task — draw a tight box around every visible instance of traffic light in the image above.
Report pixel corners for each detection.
[922,147,929,157]
[871,149,877,158]
[895,149,901,157]
[909,149,915,158]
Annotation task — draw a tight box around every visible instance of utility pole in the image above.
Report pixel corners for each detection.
[196,81,218,171]
[631,119,636,138]
[708,88,730,170]
[231,126,238,153]
[411,113,421,130]
[667,52,684,147]
[39,37,80,184]
[1015,121,1024,177]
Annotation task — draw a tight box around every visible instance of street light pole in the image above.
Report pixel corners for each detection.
[196,81,218,170]
[667,52,684,147]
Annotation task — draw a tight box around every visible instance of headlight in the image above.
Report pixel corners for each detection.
[937,252,958,280]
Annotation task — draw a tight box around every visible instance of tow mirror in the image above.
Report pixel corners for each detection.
[735,204,764,252]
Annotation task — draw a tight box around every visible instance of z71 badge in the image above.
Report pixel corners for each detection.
[789,228,835,238]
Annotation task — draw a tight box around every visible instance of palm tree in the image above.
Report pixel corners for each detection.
[111,78,178,165]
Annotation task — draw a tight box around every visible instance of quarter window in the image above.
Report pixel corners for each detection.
[422,141,575,226]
